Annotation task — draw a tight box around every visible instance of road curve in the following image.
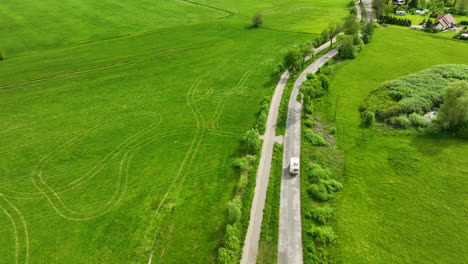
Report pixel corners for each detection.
[240,70,290,264]
[277,48,339,264]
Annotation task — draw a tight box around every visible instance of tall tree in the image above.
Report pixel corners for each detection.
[283,49,301,73]
[298,42,314,67]
[438,81,468,130]
[327,22,343,46]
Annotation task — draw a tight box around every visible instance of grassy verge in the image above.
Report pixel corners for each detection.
[257,143,283,264]
[319,26,468,263]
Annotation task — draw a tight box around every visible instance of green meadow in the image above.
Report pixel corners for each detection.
[0,0,350,263]
[318,26,468,263]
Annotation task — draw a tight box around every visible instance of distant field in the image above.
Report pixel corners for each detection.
[318,27,468,263]
[0,0,350,263]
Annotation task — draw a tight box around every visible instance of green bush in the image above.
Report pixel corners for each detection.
[304,129,328,146]
[317,74,330,90]
[307,226,337,245]
[218,247,238,264]
[233,155,256,171]
[228,198,242,224]
[362,111,375,126]
[389,115,411,128]
[224,225,240,251]
[243,128,261,154]
[308,184,331,201]
[408,113,429,128]
[301,78,325,99]
[308,206,334,224]
[307,164,331,183]
[320,179,343,192]
[304,119,315,128]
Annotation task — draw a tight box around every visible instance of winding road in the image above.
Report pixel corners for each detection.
[277,48,339,264]
[240,2,370,262]
[240,40,337,264]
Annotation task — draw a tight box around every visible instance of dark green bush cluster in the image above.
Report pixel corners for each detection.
[243,128,261,154]
[307,206,334,224]
[233,155,256,191]
[255,97,270,133]
[219,153,258,263]
[304,119,315,128]
[301,74,327,99]
[304,129,328,146]
[306,164,342,201]
[361,22,375,44]
[307,226,337,245]
[378,15,412,27]
[361,64,468,123]
[361,111,375,127]
[219,197,243,264]
[388,115,411,128]
[219,223,241,264]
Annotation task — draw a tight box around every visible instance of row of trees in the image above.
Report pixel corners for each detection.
[378,15,412,26]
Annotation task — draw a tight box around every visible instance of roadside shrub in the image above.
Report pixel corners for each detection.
[307,226,337,245]
[308,184,331,201]
[255,110,267,132]
[338,37,356,60]
[237,173,248,191]
[301,78,325,99]
[233,155,256,171]
[224,225,240,251]
[389,115,411,128]
[218,247,238,264]
[228,197,242,224]
[408,113,429,128]
[317,74,330,90]
[304,129,328,146]
[308,206,334,224]
[307,164,331,183]
[243,128,261,154]
[320,179,343,192]
[304,119,315,128]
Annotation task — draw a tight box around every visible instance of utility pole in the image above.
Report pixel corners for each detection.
[333,94,341,121]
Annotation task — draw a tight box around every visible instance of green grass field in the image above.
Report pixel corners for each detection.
[317,26,468,263]
[0,0,351,263]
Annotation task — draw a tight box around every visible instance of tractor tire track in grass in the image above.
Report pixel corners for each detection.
[0,45,213,90]
[29,112,162,220]
[0,196,29,264]
[146,56,232,262]
[208,64,259,137]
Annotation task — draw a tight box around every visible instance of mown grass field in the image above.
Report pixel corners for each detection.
[316,26,468,263]
[0,0,350,263]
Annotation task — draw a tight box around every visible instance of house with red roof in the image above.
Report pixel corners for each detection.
[432,14,457,30]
